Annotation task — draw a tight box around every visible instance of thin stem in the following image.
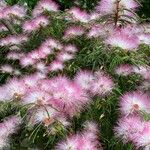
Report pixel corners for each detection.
[114,0,121,27]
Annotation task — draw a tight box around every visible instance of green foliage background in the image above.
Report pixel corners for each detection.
[0,0,150,150]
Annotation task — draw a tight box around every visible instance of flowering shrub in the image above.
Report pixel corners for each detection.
[0,0,150,149]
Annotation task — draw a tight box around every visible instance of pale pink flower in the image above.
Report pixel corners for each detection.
[114,116,144,143]
[68,7,90,23]
[74,70,94,91]
[0,65,14,73]
[57,52,74,62]
[32,0,59,17]
[20,56,35,67]
[64,44,78,53]
[55,121,101,150]
[63,26,85,39]
[115,64,134,76]
[133,65,150,80]
[0,35,28,46]
[90,71,114,96]
[3,78,27,101]
[7,52,24,60]
[23,15,49,33]
[46,76,90,116]
[0,115,21,149]
[96,0,139,15]
[105,30,139,50]
[138,33,150,45]
[48,60,64,72]
[133,122,150,150]
[119,91,150,115]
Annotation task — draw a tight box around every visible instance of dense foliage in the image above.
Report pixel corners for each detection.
[0,0,150,150]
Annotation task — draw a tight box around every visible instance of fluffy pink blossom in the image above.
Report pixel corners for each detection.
[119,91,150,115]
[68,7,90,23]
[133,122,150,150]
[0,115,21,149]
[138,33,150,45]
[55,121,102,150]
[46,76,90,116]
[115,64,134,76]
[74,70,94,91]
[48,60,64,72]
[96,0,138,15]
[64,44,78,53]
[22,89,51,106]
[32,0,59,17]
[105,29,139,50]
[23,15,49,33]
[133,65,150,80]
[0,65,14,73]
[0,78,27,101]
[0,35,28,46]
[63,26,85,39]
[114,116,144,143]
[7,52,24,60]
[20,56,35,67]
[90,71,114,96]
[57,52,74,62]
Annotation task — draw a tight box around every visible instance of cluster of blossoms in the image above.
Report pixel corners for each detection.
[55,121,103,150]
[0,0,149,149]
[0,116,21,149]
[114,91,150,149]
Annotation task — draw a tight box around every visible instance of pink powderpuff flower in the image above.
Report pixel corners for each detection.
[89,12,101,21]
[22,74,42,88]
[63,26,85,39]
[22,89,51,106]
[96,0,139,15]
[133,122,150,150]
[22,15,49,33]
[138,33,150,45]
[55,121,101,150]
[32,0,59,17]
[2,78,27,101]
[20,56,36,67]
[0,65,14,73]
[38,44,53,56]
[48,60,64,72]
[68,7,90,23]
[105,30,139,51]
[28,106,58,126]
[74,70,95,91]
[7,52,24,60]
[115,64,134,76]
[119,91,150,115]
[9,5,26,18]
[57,52,74,62]
[0,115,21,149]
[0,35,28,46]
[35,62,48,74]
[87,24,107,38]
[64,44,78,53]
[43,38,63,50]
[47,76,90,116]
[90,71,114,96]
[34,15,49,27]
[133,65,150,80]
[114,116,144,143]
